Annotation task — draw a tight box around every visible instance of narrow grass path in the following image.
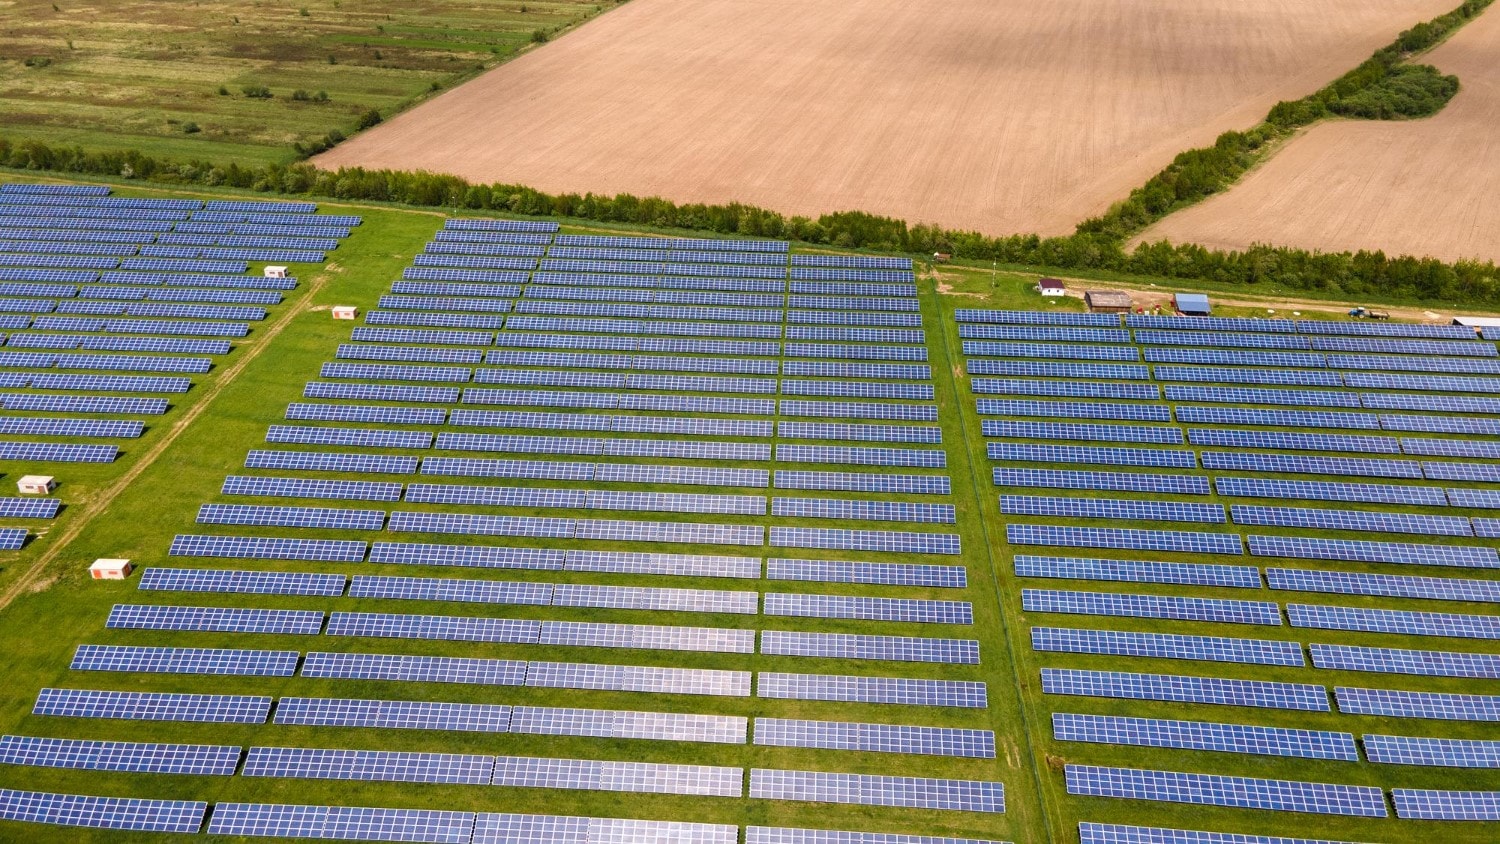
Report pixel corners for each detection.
[0,268,335,613]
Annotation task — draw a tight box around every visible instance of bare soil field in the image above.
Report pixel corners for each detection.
[315,0,1451,235]
[1139,4,1500,263]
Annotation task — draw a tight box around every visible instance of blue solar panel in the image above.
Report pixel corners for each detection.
[1246,535,1500,568]
[1002,495,1224,523]
[1040,668,1329,711]
[327,611,540,644]
[207,803,473,842]
[1269,568,1500,603]
[965,360,1149,379]
[1014,555,1260,588]
[989,443,1193,468]
[1134,329,1310,349]
[958,308,1119,327]
[1144,348,1325,368]
[993,468,1210,495]
[34,687,271,723]
[1154,365,1342,386]
[1007,525,1242,555]
[1024,589,1278,624]
[138,566,346,596]
[1336,686,1500,720]
[975,400,1170,422]
[106,603,324,635]
[1391,789,1500,820]
[963,341,1138,361]
[0,734,240,776]
[0,788,207,833]
[971,378,1159,400]
[753,717,995,758]
[70,644,300,676]
[242,746,494,785]
[1215,477,1447,506]
[1232,505,1470,536]
[983,420,1182,444]
[959,324,1129,342]
[1189,429,1398,453]
[1175,406,1376,428]
[760,630,978,663]
[1053,713,1357,760]
[769,527,959,555]
[168,533,368,561]
[756,672,986,708]
[1031,627,1302,666]
[1077,823,1366,844]
[1289,603,1500,640]
[1310,643,1500,678]
[1126,315,1294,332]
[779,400,937,421]
[1201,451,1421,478]
[1364,734,1500,768]
[748,768,1003,812]
[1064,765,1385,816]
[765,558,966,588]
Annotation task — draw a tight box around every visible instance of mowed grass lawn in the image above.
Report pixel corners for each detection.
[0,182,1494,841]
[0,0,618,163]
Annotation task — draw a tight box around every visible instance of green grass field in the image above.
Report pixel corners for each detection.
[0,0,619,162]
[0,181,1495,842]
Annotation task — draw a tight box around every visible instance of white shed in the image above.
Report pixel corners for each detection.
[264,266,290,279]
[17,475,55,495]
[332,305,358,320]
[89,559,132,580]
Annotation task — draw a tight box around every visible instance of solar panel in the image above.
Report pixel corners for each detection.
[1268,567,1500,604]
[138,567,346,597]
[1041,668,1329,710]
[1214,477,1447,506]
[1007,525,1243,555]
[957,308,1119,327]
[1143,348,1324,368]
[508,706,748,743]
[34,687,272,723]
[1189,429,1399,454]
[301,651,526,687]
[0,734,241,776]
[525,660,750,696]
[764,593,972,624]
[474,813,739,844]
[963,360,1148,380]
[206,803,473,842]
[1391,790,1500,820]
[1334,686,1500,721]
[1053,713,1357,760]
[1032,626,1303,666]
[222,475,403,502]
[1014,555,1259,588]
[196,503,387,531]
[759,630,978,664]
[326,611,540,644]
[492,755,743,797]
[1246,535,1500,568]
[1175,406,1376,429]
[772,498,956,523]
[962,341,1139,361]
[245,449,418,475]
[0,788,207,833]
[779,400,938,421]
[1365,734,1500,768]
[769,527,960,555]
[993,469,1210,495]
[168,534,368,562]
[1001,495,1224,523]
[975,400,1169,422]
[1077,824,1365,844]
[242,746,495,785]
[1134,329,1310,349]
[753,717,995,758]
[756,672,987,708]
[1309,643,1500,678]
[538,620,756,653]
[1154,365,1341,386]
[274,696,512,732]
[983,420,1182,444]
[1231,504,1471,536]
[70,644,300,676]
[1288,603,1500,640]
[776,444,945,467]
[748,768,1003,812]
[747,828,1008,844]
[105,603,324,635]
[1064,765,1386,816]
[960,324,1128,342]
[765,558,966,587]
[971,379,1158,400]
[774,471,950,495]
[1200,451,1421,478]
[349,575,553,607]
[1024,589,1278,625]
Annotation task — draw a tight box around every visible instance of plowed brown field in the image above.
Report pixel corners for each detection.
[1140,5,1500,263]
[316,0,1452,236]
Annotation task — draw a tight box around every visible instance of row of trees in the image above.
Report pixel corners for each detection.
[2,133,1496,306]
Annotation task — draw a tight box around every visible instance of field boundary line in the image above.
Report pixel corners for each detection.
[0,270,334,613]
[930,289,1057,843]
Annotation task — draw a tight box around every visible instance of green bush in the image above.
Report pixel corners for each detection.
[182,122,200,134]
[355,109,382,130]
[241,84,272,99]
